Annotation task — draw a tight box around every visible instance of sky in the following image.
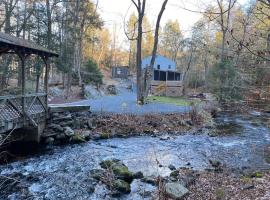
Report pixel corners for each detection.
[95,0,248,49]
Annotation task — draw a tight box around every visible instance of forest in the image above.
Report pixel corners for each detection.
[0,0,269,105]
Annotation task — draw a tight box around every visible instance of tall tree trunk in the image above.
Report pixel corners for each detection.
[137,12,144,104]
[145,0,168,97]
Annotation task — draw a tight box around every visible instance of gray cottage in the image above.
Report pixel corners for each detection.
[142,55,183,96]
[142,55,182,81]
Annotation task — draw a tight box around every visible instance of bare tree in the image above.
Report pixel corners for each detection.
[216,0,236,61]
[130,0,146,104]
[144,0,168,97]
[130,0,169,104]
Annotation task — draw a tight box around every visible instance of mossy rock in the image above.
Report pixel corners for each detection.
[251,172,263,178]
[100,159,120,169]
[90,169,105,181]
[141,176,157,185]
[100,159,134,183]
[112,179,131,194]
[69,134,86,143]
[112,163,134,183]
[133,171,144,179]
[100,132,110,139]
[170,170,179,179]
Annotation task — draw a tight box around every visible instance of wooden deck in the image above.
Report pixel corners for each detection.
[0,93,47,134]
[151,80,183,96]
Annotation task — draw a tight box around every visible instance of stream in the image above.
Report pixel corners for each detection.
[0,112,270,199]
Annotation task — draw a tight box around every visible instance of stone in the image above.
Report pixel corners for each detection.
[180,175,196,187]
[73,119,81,129]
[60,120,74,127]
[251,172,263,178]
[52,114,72,122]
[87,184,95,194]
[133,171,144,179]
[139,190,152,198]
[107,85,117,95]
[168,164,176,171]
[100,159,120,169]
[81,130,92,141]
[242,184,254,190]
[55,133,66,140]
[70,134,86,143]
[92,133,102,140]
[165,182,189,200]
[112,179,131,194]
[100,132,110,139]
[112,163,134,183]
[170,170,179,179]
[87,119,97,129]
[159,135,170,140]
[44,137,54,145]
[141,176,157,185]
[209,159,221,169]
[48,124,64,132]
[186,120,193,126]
[64,127,74,137]
[100,159,134,183]
[178,120,187,126]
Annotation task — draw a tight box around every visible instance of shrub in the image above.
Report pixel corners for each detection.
[208,60,242,102]
[83,59,103,86]
[187,73,205,89]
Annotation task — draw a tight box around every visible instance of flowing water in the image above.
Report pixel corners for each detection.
[0,112,270,199]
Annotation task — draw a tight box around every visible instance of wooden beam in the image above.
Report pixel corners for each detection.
[42,56,49,118]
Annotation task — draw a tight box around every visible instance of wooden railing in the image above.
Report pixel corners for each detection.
[0,93,47,133]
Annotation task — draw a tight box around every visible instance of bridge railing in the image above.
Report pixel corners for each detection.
[0,93,47,133]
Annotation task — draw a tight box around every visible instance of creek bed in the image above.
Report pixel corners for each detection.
[0,112,270,199]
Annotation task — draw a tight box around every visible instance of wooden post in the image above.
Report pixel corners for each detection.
[20,52,26,125]
[43,56,49,117]
[166,71,168,96]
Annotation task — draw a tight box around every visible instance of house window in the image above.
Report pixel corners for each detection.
[157,64,160,70]
[168,65,171,69]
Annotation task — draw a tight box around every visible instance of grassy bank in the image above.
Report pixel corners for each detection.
[147,96,197,106]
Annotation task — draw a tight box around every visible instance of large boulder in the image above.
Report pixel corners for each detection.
[107,85,117,95]
[81,130,92,141]
[112,163,134,183]
[83,85,104,99]
[165,182,189,199]
[69,134,86,144]
[100,159,134,183]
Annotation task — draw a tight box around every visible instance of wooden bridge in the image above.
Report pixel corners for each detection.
[0,32,58,141]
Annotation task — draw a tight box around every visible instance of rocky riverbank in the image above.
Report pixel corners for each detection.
[42,108,214,145]
[86,157,270,199]
[1,111,270,199]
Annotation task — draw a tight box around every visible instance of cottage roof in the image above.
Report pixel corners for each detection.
[0,32,58,57]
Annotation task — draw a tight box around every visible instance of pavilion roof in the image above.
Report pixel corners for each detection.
[0,32,58,57]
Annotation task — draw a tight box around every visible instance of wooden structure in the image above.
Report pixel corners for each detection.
[0,32,58,137]
[112,66,129,79]
[151,80,183,97]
